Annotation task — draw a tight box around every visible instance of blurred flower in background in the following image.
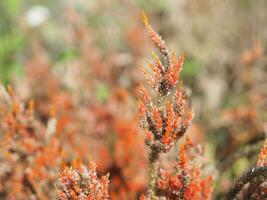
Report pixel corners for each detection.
[25,5,50,27]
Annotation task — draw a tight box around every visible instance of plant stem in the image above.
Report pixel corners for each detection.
[225,166,267,200]
[148,148,160,200]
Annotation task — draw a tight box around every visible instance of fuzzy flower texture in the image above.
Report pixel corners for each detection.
[57,162,109,200]
[138,12,194,153]
[157,138,213,200]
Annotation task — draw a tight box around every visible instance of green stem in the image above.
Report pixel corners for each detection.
[148,149,160,200]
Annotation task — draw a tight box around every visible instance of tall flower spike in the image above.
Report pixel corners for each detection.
[142,11,170,65]
[138,12,194,199]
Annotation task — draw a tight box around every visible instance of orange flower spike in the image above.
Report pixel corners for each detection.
[164,67,173,87]
[162,100,174,145]
[57,162,109,199]
[257,139,267,167]
[142,11,170,64]
[201,176,214,199]
[171,51,177,66]
[137,100,146,119]
[152,52,164,74]
[148,62,160,82]
[147,62,157,74]
[139,84,152,106]
[59,167,81,197]
[89,161,97,179]
[177,80,183,94]
[179,144,186,169]
[139,64,154,86]
[174,81,185,116]
[172,54,185,85]
[145,130,154,143]
[182,110,194,130]
[152,106,162,129]
[169,51,177,80]
[101,175,110,199]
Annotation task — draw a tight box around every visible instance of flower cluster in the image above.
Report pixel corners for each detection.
[57,161,109,200]
[138,12,194,153]
[157,138,213,200]
[0,85,62,199]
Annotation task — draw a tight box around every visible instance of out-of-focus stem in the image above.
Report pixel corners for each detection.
[225,166,267,200]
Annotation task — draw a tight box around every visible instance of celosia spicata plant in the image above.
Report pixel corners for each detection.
[57,161,109,200]
[138,12,195,199]
[138,13,267,200]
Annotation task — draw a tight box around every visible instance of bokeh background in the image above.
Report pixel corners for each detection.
[0,0,267,199]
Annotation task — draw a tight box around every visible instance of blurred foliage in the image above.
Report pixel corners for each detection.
[0,0,26,85]
[96,84,109,103]
[181,58,202,85]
